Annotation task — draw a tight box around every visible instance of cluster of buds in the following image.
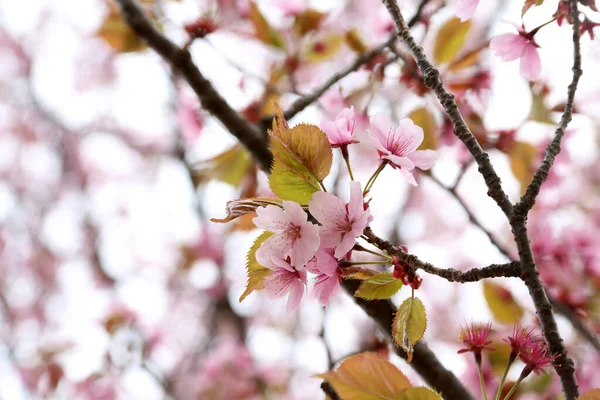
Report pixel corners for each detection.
[392,246,423,290]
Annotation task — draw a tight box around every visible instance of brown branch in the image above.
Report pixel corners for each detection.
[551,298,600,353]
[381,0,513,218]
[320,382,342,400]
[513,1,583,217]
[364,228,521,282]
[508,2,583,398]
[114,0,273,171]
[342,280,475,399]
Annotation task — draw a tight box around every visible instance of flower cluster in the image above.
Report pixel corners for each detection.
[458,321,555,400]
[245,107,437,311]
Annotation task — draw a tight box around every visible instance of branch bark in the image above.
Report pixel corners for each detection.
[114,0,273,171]
[381,0,513,218]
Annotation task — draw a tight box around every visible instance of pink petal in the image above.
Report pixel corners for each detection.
[319,225,344,249]
[369,113,393,149]
[253,205,288,232]
[456,0,479,21]
[308,192,346,226]
[320,120,343,145]
[288,222,320,268]
[313,274,339,306]
[335,231,357,258]
[399,168,418,186]
[265,269,297,297]
[256,235,292,267]
[490,33,528,61]
[346,181,364,220]
[385,154,415,169]
[390,118,424,156]
[407,149,437,170]
[286,279,305,312]
[282,200,307,226]
[520,44,541,81]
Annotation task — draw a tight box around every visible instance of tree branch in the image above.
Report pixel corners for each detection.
[363,228,521,282]
[513,0,583,218]
[342,280,475,399]
[508,2,583,398]
[114,0,273,171]
[381,0,513,218]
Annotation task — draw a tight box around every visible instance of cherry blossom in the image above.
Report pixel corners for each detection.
[519,340,555,376]
[308,181,372,258]
[320,106,359,148]
[457,321,494,356]
[369,113,437,186]
[490,26,541,81]
[504,322,539,359]
[262,255,307,312]
[456,0,480,21]
[253,201,319,268]
[306,248,340,306]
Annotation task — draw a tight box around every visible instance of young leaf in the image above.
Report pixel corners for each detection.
[433,18,471,64]
[192,144,252,187]
[315,352,412,399]
[343,268,379,280]
[508,141,538,196]
[345,28,369,54]
[522,0,545,16]
[211,197,283,224]
[394,387,442,400]
[409,108,438,151]
[355,272,403,300]
[293,9,326,36]
[393,297,427,362]
[249,1,286,49]
[483,282,524,324]
[304,34,344,63]
[239,231,273,302]
[269,124,333,204]
[97,6,147,53]
[578,389,600,399]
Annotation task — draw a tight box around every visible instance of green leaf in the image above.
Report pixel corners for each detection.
[249,1,286,49]
[269,123,333,204]
[393,387,442,400]
[239,231,273,302]
[342,268,379,280]
[211,197,282,224]
[483,282,524,325]
[393,297,427,362]
[315,352,412,400]
[355,272,403,300]
[433,18,471,64]
[192,144,252,187]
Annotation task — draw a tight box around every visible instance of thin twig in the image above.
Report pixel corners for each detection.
[262,0,432,125]
[114,0,273,171]
[364,228,521,282]
[381,0,513,218]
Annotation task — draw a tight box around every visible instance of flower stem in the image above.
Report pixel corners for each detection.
[495,354,516,400]
[528,16,559,37]
[340,145,355,181]
[355,246,392,260]
[476,354,489,400]
[363,161,387,195]
[502,376,524,400]
[346,261,392,266]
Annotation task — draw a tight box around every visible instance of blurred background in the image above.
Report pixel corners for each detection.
[0,0,599,399]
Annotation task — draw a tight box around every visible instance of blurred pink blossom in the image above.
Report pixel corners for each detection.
[490,26,541,81]
[456,0,480,21]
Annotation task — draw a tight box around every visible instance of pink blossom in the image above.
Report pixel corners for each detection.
[253,201,319,268]
[490,27,541,81]
[308,181,372,258]
[456,0,480,21]
[306,248,340,306]
[457,321,495,355]
[262,255,307,312]
[320,106,359,148]
[369,113,437,186]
